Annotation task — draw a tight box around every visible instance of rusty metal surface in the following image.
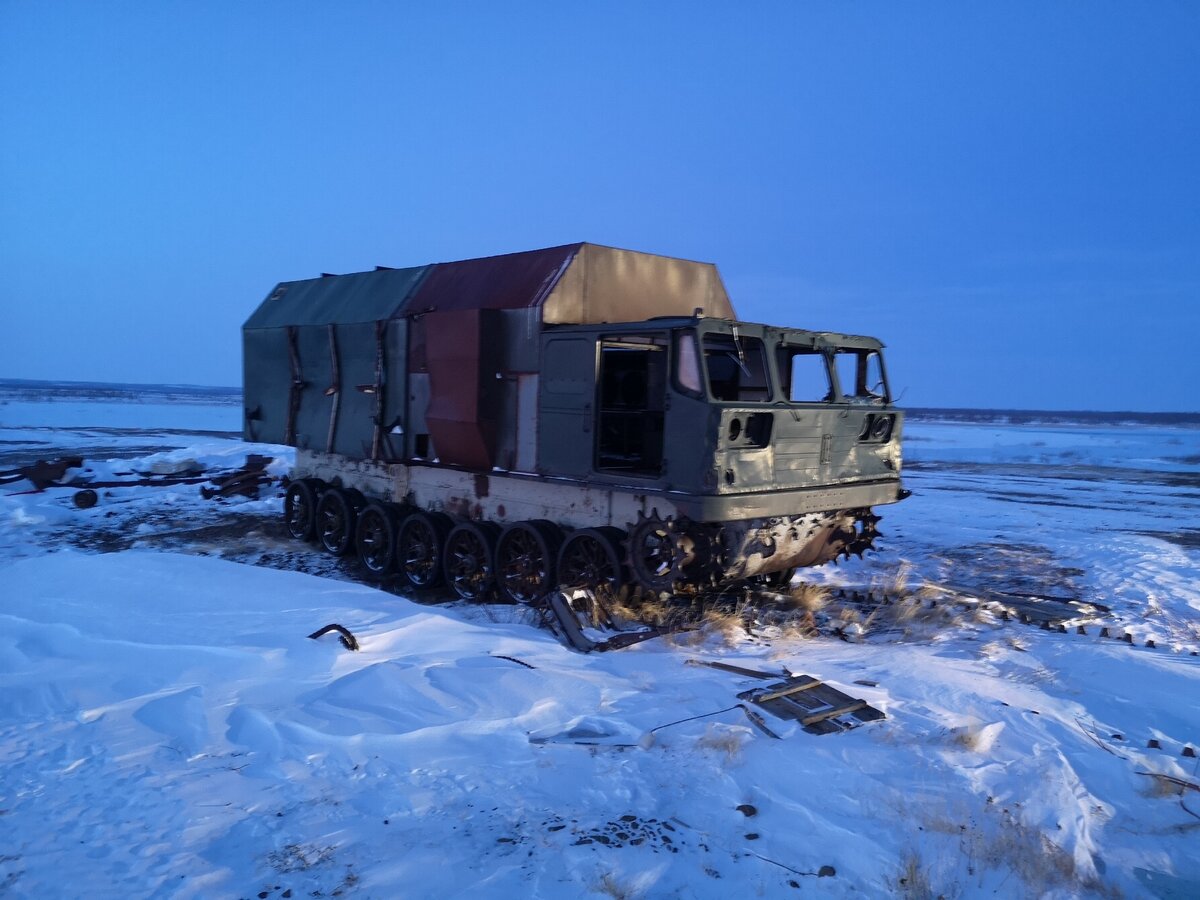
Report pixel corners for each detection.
[397,243,734,324]
[402,244,582,315]
[542,244,735,325]
[423,309,500,469]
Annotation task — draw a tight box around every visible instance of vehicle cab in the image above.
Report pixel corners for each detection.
[537,316,904,508]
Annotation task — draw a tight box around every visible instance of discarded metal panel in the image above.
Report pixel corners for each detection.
[0,457,83,489]
[200,455,274,500]
[738,678,885,735]
[544,590,676,653]
[307,623,360,651]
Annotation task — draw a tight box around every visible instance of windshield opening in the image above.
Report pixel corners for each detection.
[702,334,771,402]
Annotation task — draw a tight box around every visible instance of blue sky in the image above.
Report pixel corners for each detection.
[2,2,1197,410]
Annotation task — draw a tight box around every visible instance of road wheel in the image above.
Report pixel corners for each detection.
[557,527,627,597]
[496,520,562,604]
[396,511,451,588]
[315,487,356,556]
[355,502,398,577]
[284,479,319,540]
[626,511,696,592]
[443,521,500,601]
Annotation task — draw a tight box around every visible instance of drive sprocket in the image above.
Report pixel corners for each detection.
[625,509,699,592]
[842,510,883,560]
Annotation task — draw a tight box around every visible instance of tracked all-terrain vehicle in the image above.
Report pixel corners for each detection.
[243,243,906,602]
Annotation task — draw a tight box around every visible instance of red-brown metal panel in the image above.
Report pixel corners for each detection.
[423,309,498,469]
[401,244,582,314]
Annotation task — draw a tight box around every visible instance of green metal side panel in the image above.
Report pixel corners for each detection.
[291,325,332,452]
[242,319,408,461]
[244,265,430,330]
[330,321,383,459]
[242,328,291,444]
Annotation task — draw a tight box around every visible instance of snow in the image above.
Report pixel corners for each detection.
[2,394,1199,898]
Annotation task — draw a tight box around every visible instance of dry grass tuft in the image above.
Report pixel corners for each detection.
[891,853,939,899]
[662,627,707,649]
[950,727,984,753]
[785,581,831,614]
[916,578,954,603]
[600,588,678,629]
[947,721,1003,753]
[885,814,1115,900]
[837,605,863,625]
[594,871,638,900]
[964,602,1000,625]
[984,812,1084,892]
[886,560,917,599]
[1139,771,1192,799]
[1006,636,1029,653]
[889,596,925,624]
[695,724,747,762]
[700,607,748,645]
[977,641,1006,660]
[777,613,821,641]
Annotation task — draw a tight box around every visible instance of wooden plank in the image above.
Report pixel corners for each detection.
[687,659,785,680]
[755,678,821,703]
[801,700,868,727]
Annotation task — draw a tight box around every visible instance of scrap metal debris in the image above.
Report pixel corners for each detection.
[491,654,537,670]
[307,623,360,651]
[0,456,83,489]
[73,489,98,509]
[543,589,685,653]
[739,677,885,735]
[688,658,885,735]
[831,581,1108,631]
[200,454,273,500]
[2,453,278,504]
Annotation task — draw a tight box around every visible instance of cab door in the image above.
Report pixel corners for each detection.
[537,334,597,478]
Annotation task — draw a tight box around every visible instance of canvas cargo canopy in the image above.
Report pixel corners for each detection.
[242,243,736,463]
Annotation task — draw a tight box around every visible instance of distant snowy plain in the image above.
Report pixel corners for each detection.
[1,385,1198,898]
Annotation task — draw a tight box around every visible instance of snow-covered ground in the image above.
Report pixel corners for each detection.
[2,389,1198,898]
